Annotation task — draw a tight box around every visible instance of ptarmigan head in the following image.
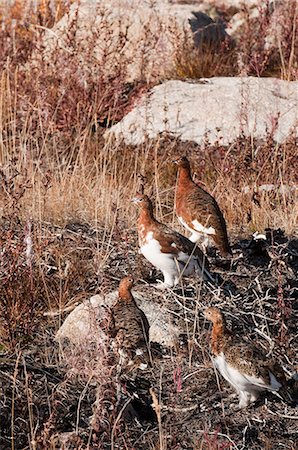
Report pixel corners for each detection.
[204,307,224,325]
[118,275,134,301]
[131,194,153,212]
[173,156,191,170]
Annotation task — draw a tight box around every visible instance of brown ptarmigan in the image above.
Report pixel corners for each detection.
[109,277,157,423]
[204,307,292,408]
[109,276,150,372]
[174,156,232,257]
[131,193,214,288]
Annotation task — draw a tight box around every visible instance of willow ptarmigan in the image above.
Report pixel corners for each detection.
[109,276,150,372]
[174,156,232,257]
[204,307,292,408]
[132,193,214,288]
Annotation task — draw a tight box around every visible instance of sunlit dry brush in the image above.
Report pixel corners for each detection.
[235,1,298,79]
[0,1,297,236]
[0,2,297,448]
[173,1,298,80]
[0,131,297,240]
[0,228,46,349]
[173,33,237,79]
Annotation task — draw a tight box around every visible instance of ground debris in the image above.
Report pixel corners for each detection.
[0,223,297,449]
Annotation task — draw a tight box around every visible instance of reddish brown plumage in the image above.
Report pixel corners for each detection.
[204,307,232,355]
[135,195,203,257]
[174,156,232,257]
[118,276,135,302]
[131,193,215,286]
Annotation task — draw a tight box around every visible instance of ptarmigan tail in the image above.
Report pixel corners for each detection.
[202,264,216,285]
[268,364,294,405]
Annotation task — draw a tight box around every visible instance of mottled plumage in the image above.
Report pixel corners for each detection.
[204,307,292,408]
[109,276,150,372]
[132,194,214,288]
[174,156,232,257]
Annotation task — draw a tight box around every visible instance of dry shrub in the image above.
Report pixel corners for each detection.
[0,216,106,350]
[201,427,233,450]
[0,0,149,148]
[0,3,297,450]
[174,1,298,80]
[1,131,297,235]
[174,30,237,79]
[50,318,117,445]
[0,226,46,349]
[0,0,71,69]
[236,1,298,79]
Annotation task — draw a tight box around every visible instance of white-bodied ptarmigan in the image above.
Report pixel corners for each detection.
[204,307,292,408]
[174,156,232,257]
[131,193,214,288]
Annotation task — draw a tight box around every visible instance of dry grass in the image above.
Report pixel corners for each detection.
[1,130,297,235]
[0,1,296,235]
[173,33,238,79]
[236,1,298,80]
[0,1,297,449]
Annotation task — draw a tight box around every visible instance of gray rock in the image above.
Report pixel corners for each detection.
[55,288,180,348]
[107,77,298,145]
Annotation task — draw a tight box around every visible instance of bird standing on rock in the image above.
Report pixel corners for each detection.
[109,277,157,423]
[109,276,151,372]
[204,307,292,408]
[174,156,232,257]
[132,193,214,288]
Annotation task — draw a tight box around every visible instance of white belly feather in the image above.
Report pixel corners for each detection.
[214,353,282,393]
[178,216,215,236]
[192,219,215,236]
[140,232,199,285]
[140,232,177,272]
[178,216,195,233]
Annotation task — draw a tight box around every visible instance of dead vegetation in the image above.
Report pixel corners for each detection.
[0,223,297,449]
[175,1,298,80]
[0,1,297,449]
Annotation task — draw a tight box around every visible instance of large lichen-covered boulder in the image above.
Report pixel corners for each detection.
[108,77,298,145]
